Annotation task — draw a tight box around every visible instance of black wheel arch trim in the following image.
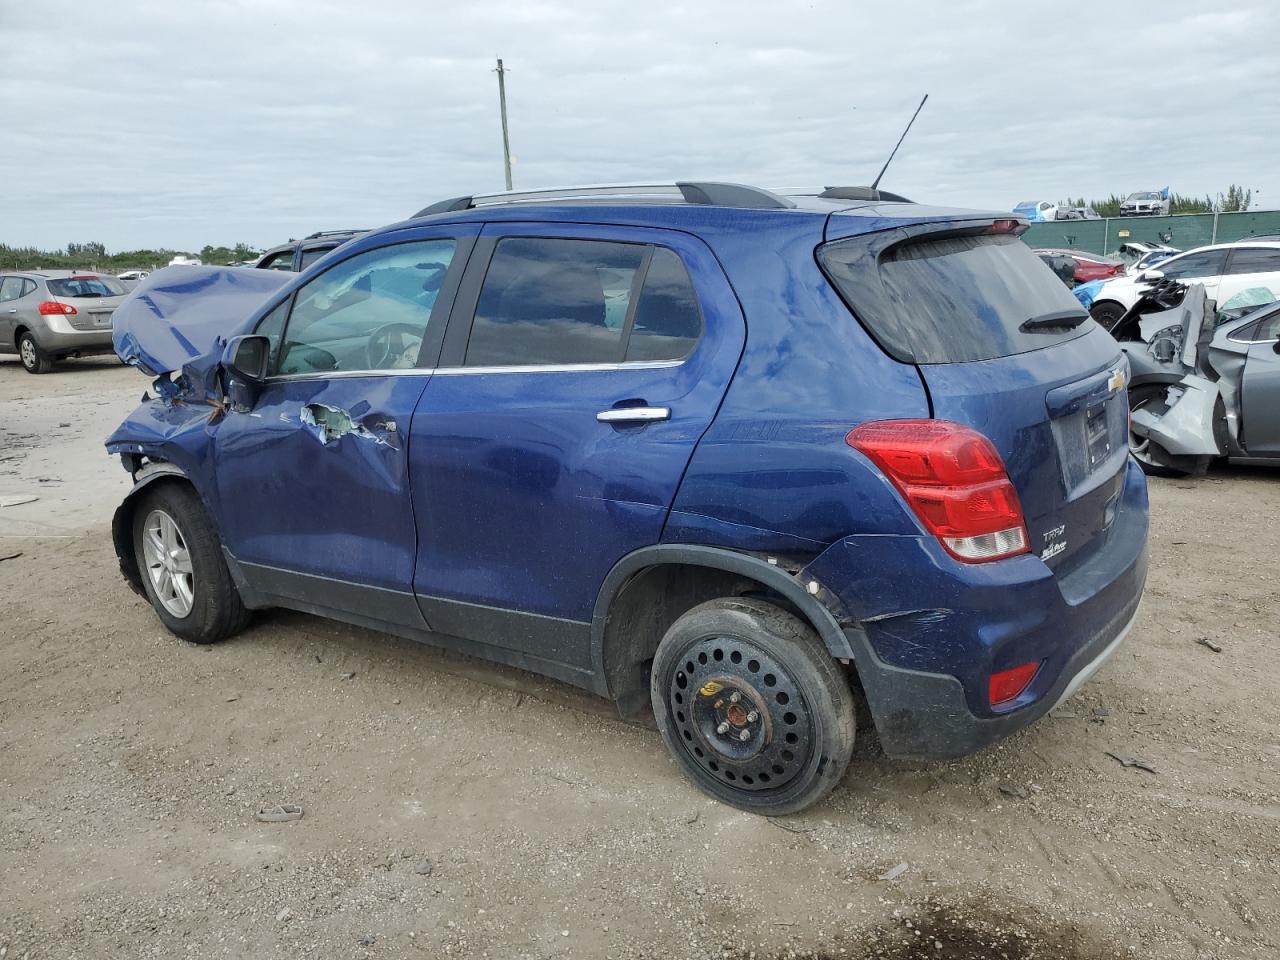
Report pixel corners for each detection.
[110,462,197,597]
[590,544,862,698]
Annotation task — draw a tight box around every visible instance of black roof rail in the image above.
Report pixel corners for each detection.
[303,229,369,240]
[411,182,796,218]
[818,186,912,203]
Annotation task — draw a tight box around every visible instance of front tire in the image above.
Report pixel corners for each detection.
[131,483,250,643]
[18,332,53,374]
[650,598,856,816]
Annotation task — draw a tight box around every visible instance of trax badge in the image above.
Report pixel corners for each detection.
[1040,525,1067,561]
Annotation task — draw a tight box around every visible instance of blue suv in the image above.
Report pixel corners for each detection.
[108,182,1149,814]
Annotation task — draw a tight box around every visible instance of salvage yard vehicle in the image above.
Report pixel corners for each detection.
[106,182,1149,815]
[1033,248,1126,284]
[254,229,369,272]
[0,270,125,373]
[1119,190,1170,217]
[1088,240,1280,329]
[1117,280,1280,476]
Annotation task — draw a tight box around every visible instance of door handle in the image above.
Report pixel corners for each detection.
[596,406,670,423]
[6,309,15,314]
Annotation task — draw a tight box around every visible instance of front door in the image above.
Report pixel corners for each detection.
[213,229,475,621]
[1241,310,1280,456]
[408,223,745,674]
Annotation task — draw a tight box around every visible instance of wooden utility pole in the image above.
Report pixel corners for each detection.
[495,58,513,191]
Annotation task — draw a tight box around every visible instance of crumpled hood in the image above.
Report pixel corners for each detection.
[113,265,291,376]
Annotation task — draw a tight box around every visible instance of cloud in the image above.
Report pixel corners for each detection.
[0,0,1275,250]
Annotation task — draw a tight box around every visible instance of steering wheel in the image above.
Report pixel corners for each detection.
[366,323,425,370]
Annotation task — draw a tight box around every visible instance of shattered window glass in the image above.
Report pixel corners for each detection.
[276,239,456,374]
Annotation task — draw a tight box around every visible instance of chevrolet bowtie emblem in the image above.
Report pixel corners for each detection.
[1107,369,1125,393]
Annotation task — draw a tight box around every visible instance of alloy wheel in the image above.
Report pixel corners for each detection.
[141,509,195,618]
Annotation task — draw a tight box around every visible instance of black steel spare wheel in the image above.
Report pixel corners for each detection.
[651,597,856,815]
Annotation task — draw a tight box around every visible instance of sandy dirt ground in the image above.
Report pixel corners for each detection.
[2,357,1278,960]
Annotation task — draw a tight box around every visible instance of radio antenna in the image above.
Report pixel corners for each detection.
[871,94,928,191]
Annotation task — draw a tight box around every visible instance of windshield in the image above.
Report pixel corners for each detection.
[1128,192,1161,202]
[46,276,126,298]
[819,230,1094,363]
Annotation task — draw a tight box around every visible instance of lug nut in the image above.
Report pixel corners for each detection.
[738,730,751,742]
[746,710,759,723]
[729,692,741,704]
[716,721,730,735]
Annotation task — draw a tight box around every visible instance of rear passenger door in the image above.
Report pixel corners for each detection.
[409,223,745,678]
[1219,246,1280,307]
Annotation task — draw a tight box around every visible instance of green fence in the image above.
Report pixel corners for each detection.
[1022,209,1280,256]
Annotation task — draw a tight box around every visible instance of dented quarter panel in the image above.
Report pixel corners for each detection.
[799,457,1149,723]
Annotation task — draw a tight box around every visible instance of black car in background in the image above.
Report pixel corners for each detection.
[253,230,368,272]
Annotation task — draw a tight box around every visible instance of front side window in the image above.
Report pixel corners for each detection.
[257,249,295,271]
[1157,250,1226,280]
[274,239,456,375]
[464,238,702,367]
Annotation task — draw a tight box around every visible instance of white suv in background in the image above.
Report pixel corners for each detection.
[1088,241,1280,328]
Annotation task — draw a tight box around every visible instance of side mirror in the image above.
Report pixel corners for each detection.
[223,334,270,382]
[1139,268,1165,282]
[221,335,270,411]
[1273,340,1280,355]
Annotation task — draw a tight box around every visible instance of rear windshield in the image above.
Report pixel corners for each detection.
[818,231,1094,363]
[46,276,125,298]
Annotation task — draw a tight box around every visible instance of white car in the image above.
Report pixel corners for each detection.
[167,255,203,267]
[1088,241,1280,329]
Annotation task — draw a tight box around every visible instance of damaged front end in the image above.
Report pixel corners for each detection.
[1116,281,1277,475]
[106,266,292,590]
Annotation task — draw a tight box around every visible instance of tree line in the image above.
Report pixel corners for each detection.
[0,241,262,271]
[1064,184,1254,218]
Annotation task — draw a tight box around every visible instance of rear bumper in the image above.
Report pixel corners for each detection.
[805,457,1150,759]
[35,323,115,354]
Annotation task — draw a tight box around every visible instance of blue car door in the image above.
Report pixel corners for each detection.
[213,227,477,625]
[408,222,745,682]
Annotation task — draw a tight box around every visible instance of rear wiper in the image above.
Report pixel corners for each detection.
[1021,309,1089,332]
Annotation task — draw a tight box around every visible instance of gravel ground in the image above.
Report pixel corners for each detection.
[1,357,1277,959]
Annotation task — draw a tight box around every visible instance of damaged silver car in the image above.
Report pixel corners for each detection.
[1115,280,1280,476]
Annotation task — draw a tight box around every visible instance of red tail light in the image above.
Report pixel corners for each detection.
[38,301,77,316]
[989,660,1041,706]
[846,419,1030,563]
[990,219,1019,233]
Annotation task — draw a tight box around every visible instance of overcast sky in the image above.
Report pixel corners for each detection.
[1,0,1276,252]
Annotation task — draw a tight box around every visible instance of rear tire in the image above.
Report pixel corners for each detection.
[1089,300,1126,331]
[18,332,53,374]
[650,598,856,816]
[131,483,250,643]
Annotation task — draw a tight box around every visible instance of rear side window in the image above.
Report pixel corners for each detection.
[626,248,702,362]
[0,277,23,302]
[819,231,1092,363]
[1225,247,1280,275]
[298,247,332,270]
[464,238,701,366]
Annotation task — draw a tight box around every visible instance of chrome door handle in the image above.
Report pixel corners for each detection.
[596,406,670,423]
